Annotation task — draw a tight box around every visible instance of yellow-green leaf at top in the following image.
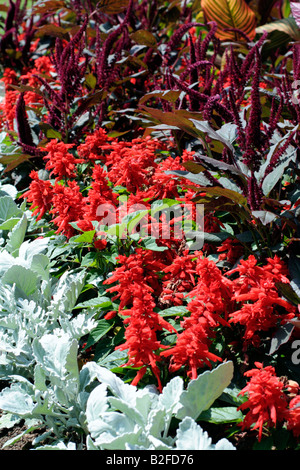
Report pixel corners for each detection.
[201,0,257,41]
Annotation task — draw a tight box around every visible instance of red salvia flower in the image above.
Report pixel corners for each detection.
[108,154,153,193]
[21,56,54,107]
[105,136,162,192]
[116,284,175,391]
[238,362,288,441]
[21,170,53,221]
[43,139,84,181]
[226,254,278,297]
[84,164,117,222]
[263,255,291,283]
[161,318,222,380]
[77,128,114,161]
[1,68,18,86]
[227,255,296,347]
[93,232,107,250]
[50,180,86,238]
[159,250,197,306]
[117,312,164,391]
[151,156,185,199]
[229,280,296,348]
[183,253,234,328]
[3,89,18,129]
[75,219,94,232]
[217,237,244,265]
[104,248,166,309]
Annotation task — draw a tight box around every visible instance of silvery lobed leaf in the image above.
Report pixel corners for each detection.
[18,237,50,263]
[145,407,167,439]
[176,361,234,420]
[49,270,86,316]
[88,364,138,405]
[85,383,109,423]
[175,417,212,449]
[175,416,235,450]
[32,332,79,381]
[6,213,27,256]
[34,441,77,450]
[0,388,35,416]
[58,312,97,340]
[94,429,143,450]
[135,386,159,421]
[88,411,139,445]
[157,375,184,414]
[108,397,145,427]
[1,265,39,297]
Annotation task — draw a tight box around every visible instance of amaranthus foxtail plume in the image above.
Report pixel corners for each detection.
[163,22,205,66]
[15,92,35,154]
[245,48,262,154]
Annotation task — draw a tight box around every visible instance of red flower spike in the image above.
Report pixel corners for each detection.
[21,170,53,221]
[43,139,83,181]
[238,363,288,441]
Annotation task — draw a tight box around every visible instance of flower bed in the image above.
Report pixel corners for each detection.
[0,0,299,451]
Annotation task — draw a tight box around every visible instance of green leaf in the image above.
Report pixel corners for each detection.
[175,416,235,449]
[159,306,189,317]
[141,237,169,251]
[203,231,233,243]
[0,412,22,430]
[253,436,274,450]
[122,209,149,235]
[69,230,96,244]
[74,296,112,310]
[0,217,21,230]
[85,73,97,90]
[50,270,86,315]
[108,396,145,427]
[198,406,244,424]
[85,319,115,348]
[32,333,77,380]
[39,123,62,140]
[158,376,184,415]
